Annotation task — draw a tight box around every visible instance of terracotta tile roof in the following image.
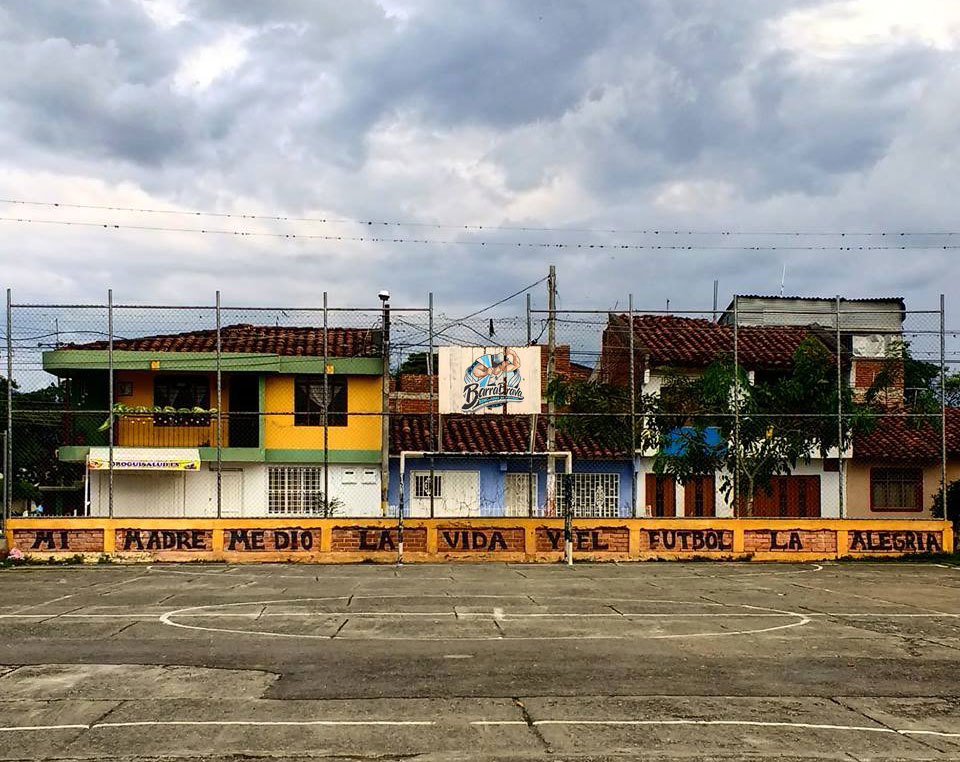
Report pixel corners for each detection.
[853,409,960,461]
[64,324,381,358]
[609,313,838,370]
[391,414,626,459]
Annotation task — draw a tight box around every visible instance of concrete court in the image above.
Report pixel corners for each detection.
[1,562,960,761]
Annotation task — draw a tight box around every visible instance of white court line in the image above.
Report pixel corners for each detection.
[470,718,960,739]
[0,720,434,733]
[156,597,812,641]
[3,610,958,621]
[0,724,89,732]
[0,718,957,739]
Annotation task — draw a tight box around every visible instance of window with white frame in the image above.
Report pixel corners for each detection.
[556,473,620,517]
[505,473,537,516]
[413,472,443,499]
[268,467,329,514]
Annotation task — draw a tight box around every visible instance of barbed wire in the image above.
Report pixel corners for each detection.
[3,198,960,237]
[5,215,960,251]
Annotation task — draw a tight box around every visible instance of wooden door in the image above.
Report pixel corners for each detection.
[684,476,716,517]
[645,474,676,517]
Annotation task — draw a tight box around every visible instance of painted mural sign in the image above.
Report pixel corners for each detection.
[744,529,838,554]
[536,527,629,553]
[847,529,943,553]
[331,526,427,553]
[641,528,734,553]
[225,529,318,552]
[438,527,525,552]
[117,529,212,551]
[438,346,541,414]
[12,529,104,553]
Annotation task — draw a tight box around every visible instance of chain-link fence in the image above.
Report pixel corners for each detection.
[1,286,955,526]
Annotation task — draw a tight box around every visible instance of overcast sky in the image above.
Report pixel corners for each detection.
[2,0,959,320]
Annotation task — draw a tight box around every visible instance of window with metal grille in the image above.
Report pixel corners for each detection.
[505,473,537,516]
[268,467,328,515]
[413,472,443,499]
[870,468,923,511]
[557,473,620,517]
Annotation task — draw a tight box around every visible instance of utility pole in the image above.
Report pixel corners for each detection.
[546,265,557,515]
[379,290,391,517]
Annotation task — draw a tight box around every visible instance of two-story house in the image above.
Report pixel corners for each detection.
[43,324,384,517]
[600,312,847,518]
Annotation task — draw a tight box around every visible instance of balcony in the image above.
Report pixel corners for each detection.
[115,414,218,448]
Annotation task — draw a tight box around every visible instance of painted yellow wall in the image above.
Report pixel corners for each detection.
[113,370,227,447]
[845,460,960,519]
[263,375,380,451]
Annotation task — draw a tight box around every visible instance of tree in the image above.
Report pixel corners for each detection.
[1,376,81,506]
[397,352,438,375]
[868,338,960,411]
[932,480,960,526]
[545,377,631,452]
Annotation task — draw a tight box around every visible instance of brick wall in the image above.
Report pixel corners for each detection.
[331,526,427,553]
[743,529,837,554]
[13,529,104,553]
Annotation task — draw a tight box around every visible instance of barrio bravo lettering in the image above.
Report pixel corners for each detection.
[461,382,524,412]
[849,530,941,553]
[122,529,207,551]
[647,529,733,552]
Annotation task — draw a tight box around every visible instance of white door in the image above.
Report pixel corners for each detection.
[219,471,244,517]
[409,470,480,517]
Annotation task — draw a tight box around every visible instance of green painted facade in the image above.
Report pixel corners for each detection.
[42,350,381,375]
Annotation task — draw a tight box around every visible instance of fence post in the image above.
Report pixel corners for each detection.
[563,471,573,565]
[380,293,391,516]
[629,293,636,518]
[216,290,222,519]
[108,288,114,519]
[4,288,11,523]
[732,294,739,517]
[546,265,557,515]
[428,292,435,519]
[941,293,948,529]
[527,292,535,516]
[323,291,329,516]
[836,295,844,518]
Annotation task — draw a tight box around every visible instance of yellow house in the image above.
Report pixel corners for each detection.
[43,324,385,518]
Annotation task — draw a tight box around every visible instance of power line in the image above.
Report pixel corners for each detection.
[4,215,960,251]
[2,198,959,237]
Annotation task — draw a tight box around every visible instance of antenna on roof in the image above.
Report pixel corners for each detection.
[780,264,786,297]
[713,280,719,321]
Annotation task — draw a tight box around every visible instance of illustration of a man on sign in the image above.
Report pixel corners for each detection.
[461,349,524,412]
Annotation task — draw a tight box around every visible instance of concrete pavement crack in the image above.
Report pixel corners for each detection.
[330,619,349,639]
[829,696,944,756]
[513,696,550,753]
